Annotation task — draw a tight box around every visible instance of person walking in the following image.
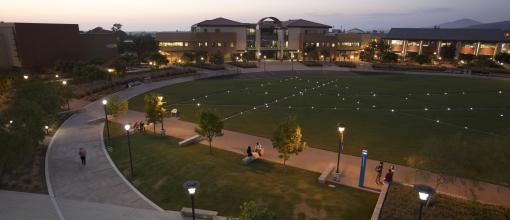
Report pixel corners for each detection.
[246,146,253,157]
[375,162,384,185]
[255,142,263,157]
[384,168,393,184]
[79,148,87,166]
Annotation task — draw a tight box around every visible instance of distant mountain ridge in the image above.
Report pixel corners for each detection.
[435,18,482,28]
[468,21,510,30]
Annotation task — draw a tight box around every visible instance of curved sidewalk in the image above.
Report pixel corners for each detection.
[46,75,207,219]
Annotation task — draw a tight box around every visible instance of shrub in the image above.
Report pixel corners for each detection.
[414,54,432,65]
[495,53,510,63]
[381,52,398,62]
[336,61,356,68]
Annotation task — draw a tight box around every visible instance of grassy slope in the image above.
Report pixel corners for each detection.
[128,75,510,184]
[380,183,510,220]
[107,123,377,219]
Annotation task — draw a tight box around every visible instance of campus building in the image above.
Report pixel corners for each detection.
[384,28,510,60]
[156,17,380,62]
[0,22,118,70]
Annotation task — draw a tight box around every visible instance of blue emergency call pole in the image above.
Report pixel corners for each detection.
[359,150,368,187]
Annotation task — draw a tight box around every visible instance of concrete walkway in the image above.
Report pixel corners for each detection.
[46,72,236,219]
[114,110,510,208]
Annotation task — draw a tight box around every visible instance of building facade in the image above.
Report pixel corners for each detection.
[0,22,119,70]
[384,28,510,61]
[156,17,380,62]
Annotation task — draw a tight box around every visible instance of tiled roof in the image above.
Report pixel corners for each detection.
[386,28,510,42]
[195,17,251,27]
[282,19,332,28]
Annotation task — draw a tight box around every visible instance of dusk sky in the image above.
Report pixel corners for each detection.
[1,0,510,32]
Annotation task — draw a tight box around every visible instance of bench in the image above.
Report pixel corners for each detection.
[181,207,218,220]
[318,164,336,184]
[242,152,260,164]
[179,135,202,146]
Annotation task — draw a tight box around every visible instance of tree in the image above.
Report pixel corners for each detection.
[144,93,166,134]
[381,52,398,63]
[133,34,159,57]
[105,95,128,117]
[195,111,223,154]
[303,44,318,61]
[209,51,225,65]
[181,52,195,64]
[146,52,169,67]
[195,51,208,63]
[111,23,122,32]
[239,201,277,220]
[271,117,307,166]
[495,52,510,63]
[414,54,432,65]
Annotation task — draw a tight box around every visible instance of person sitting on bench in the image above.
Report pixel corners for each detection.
[255,142,263,156]
[246,146,253,157]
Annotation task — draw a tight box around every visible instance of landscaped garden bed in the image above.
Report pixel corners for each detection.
[106,123,377,219]
[194,63,226,70]
[336,61,357,68]
[300,61,323,67]
[228,62,258,68]
[372,63,449,72]
[380,183,510,220]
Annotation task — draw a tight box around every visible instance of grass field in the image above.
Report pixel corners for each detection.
[107,123,378,219]
[129,74,510,185]
[380,183,510,220]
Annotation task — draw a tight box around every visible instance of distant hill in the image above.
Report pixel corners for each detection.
[468,21,510,30]
[435,18,482,28]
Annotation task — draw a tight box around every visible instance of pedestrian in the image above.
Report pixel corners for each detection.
[246,146,253,157]
[375,162,384,185]
[255,142,263,156]
[384,168,393,184]
[79,148,87,166]
[390,165,396,174]
[140,121,145,133]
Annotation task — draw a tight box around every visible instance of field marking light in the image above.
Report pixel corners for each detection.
[424,108,429,111]
[436,120,440,123]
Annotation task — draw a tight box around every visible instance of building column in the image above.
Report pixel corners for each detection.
[402,40,408,62]
[455,41,462,60]
[418,40,423,55]
[277,29,285,60]
[475,42,481,56]
[436,41,442,57]
[255,27,261,59]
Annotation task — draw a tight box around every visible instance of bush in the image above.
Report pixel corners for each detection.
[229,62,258,68]
[414,54,432,65]
[495,53,510,63]
[209,51,224,65]
[464,57,504,69]
[301,61,323,67]
[336,61,356,68]
[381,52,398,62]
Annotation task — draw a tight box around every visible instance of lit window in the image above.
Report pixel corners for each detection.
[218,42,222,47]
[285,41,289,48]
[205,42,208,47]
[230,42,234,47]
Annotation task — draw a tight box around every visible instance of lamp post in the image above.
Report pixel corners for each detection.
[62,80,70,110]
[158,96,166,136]
[321,55,325,73]
[263,55,267,72]
[124,124,134,178]
[102,99,110,140]
[414,184,435,220]
[336,123,345,175]
[23,75,29,80]
[291,53,295,72]
[44,125,49,135]
[235,56,240,73]
[183,180,200,220]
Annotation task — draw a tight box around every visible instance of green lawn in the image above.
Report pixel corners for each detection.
[380,183,510,220]
[128,74,510,185]
[107,123,378,219]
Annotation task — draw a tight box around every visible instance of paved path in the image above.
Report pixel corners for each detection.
[46,72,235,219]
[114,110,510,208]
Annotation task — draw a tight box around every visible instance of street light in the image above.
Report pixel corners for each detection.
[62,80,69,110]
[23,75,29,80]
[102,99,110,140]
[158,96,166,136]
[263,55,267,72]
[183,180,200,220]
[291,53,295,72]
[321,55,325,73]
[414,184,435,220]
[336,123,346,175]
[55,74,59,78]
[235,57,240,73]
[124,124,134,178]
[44,125,49,135]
